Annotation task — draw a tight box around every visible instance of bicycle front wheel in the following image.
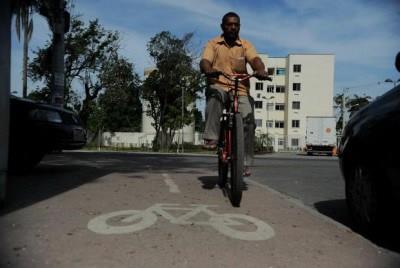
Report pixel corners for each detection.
[230,113,244,207]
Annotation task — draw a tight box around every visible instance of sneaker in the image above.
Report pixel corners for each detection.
[202,139,217,150]
[243,166,251,177]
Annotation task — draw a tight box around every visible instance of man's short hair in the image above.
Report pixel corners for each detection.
[222,12,240,24]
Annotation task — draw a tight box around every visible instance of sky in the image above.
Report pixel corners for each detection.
[10,0,400,100]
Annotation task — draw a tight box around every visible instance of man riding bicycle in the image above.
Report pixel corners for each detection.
[200,12,269,177]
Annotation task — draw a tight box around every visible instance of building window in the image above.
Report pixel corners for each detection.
[291,138,299,147]
[292,101,300,109]
[275,121,284,128]
[255,119,262,127]
[266,120,273,128]
[278,138,285,146]
[293,64,301,72]
[256,93,261,99]
[293,83,301,91]
[267,85,274,93]
[255,101,263,109]
[276,68,286,75]
[292,120,300,128]
[276,86,285,93]
[275,103,285,111]
[267,68,275,76]
[255,82,263,90]
[266,103,274,111]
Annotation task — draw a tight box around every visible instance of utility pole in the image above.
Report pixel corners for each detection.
[0,0,11,205]
[50,0,65,107]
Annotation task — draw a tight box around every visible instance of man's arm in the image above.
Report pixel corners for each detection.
[250,57,269,80]
[200,59,213,74]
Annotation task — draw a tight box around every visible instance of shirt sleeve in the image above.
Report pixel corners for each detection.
[244,41,258,63]
[201,40,215,63]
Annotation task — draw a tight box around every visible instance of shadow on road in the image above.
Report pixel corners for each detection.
[314,199,400,254]
[0,151,216,217]
[198,176,219,190]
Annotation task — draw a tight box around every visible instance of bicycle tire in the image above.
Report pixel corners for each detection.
[87,210,157,234]
[218,116,228,188]
[230,113,244,207]
[218,157,228,187]
[210,213,275,241]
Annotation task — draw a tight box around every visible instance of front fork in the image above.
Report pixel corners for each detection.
[218,110,234,163]
[218,89,239,163]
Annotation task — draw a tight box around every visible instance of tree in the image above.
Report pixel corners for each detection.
[347,94,371,116]
[194,108,204,132]
[14,0,35,97]
[97,54,142,132]
[142,31,204,151]
[334,93,371,133]
[29,17,121,123]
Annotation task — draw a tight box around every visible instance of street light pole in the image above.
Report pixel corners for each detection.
[384,78,400,87]
[262,96,274,147]
[341,88,349,135]
[181,86,184,153]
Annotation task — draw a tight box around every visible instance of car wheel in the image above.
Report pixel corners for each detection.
[9,149,45,173]
[345,164,382,232]
[0,173,6,208]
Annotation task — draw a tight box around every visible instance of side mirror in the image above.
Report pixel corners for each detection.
[396,51,400,72]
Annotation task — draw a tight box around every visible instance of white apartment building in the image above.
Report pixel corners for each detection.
[250,54,335,151]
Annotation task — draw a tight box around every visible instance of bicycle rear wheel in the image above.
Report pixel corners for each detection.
[230,113,244,207]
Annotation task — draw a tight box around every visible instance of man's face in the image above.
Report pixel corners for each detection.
[221,16,240,40]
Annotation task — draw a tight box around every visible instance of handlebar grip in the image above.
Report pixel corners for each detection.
[204,71,222,78]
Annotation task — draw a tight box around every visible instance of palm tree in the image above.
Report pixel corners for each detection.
[14,0,35,97]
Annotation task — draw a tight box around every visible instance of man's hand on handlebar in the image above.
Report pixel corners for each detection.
[204,69,222,78]
[253,70,271,81]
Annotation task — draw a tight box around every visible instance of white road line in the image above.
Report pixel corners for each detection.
[162,174,180,193]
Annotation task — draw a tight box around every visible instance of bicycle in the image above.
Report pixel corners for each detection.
[87,203,275,241]
[206,72,271,207]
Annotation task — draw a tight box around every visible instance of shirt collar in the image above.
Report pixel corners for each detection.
[217,35,243,46]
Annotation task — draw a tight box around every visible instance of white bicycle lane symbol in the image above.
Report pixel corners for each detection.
[88,203,275,241]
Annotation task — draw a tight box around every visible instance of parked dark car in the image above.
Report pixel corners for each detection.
[8,96,87,171]
[338,53,400,233]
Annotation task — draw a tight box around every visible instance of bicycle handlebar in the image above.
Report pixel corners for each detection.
[204,71,272,82]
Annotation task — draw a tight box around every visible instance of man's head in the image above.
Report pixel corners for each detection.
[221,12,240,42]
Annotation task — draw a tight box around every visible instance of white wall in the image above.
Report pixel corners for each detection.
[102,131,203,148]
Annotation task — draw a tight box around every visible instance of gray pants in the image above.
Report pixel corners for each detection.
[204,85,255,166]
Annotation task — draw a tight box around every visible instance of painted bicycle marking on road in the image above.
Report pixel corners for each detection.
[87,203,275,241]
[162,174,180,193]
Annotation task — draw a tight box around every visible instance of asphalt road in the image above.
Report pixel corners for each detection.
[1,151,399,267]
